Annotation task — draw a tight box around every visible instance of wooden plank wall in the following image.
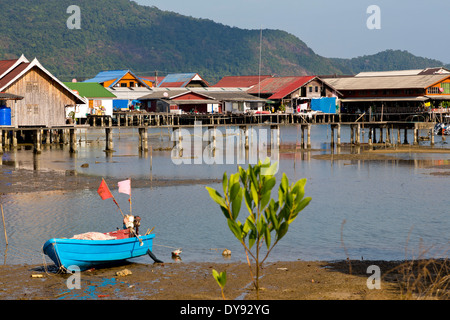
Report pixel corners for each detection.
[5,67,76,127]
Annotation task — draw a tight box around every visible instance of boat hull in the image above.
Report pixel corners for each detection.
[43,234,155,272]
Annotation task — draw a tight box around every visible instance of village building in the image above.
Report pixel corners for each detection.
[158,73,210,88]
[84,70,153,88]
[324,68,450,118]
[0,55,85,128]
[83,70,153,110]
[63,82,117,124]
[246,76,342,113]
[139,87,267,114]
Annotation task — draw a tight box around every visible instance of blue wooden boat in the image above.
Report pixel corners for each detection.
[43,230,158,272]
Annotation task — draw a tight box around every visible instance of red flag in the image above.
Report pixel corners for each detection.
[97,179,113,200]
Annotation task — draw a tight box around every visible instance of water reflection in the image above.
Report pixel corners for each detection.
[0,124,449,265]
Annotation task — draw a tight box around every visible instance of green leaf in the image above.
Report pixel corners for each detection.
[264,224,271,250]
[289,197,311,224]
[261,161,278,176]
[248,228,256,249]
[276,222,289,241]
[244,189,254,216]
[230,182,241,202]
[250,182,259,207]
[212,269,227,289]
[227,219,242,241]
[280,173,289,193]
[206,187,227,209]
[222,172,228,195]
[231,187,243,220]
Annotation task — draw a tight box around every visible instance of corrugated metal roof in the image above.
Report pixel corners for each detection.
[325,74,450,90]
[84,70,129,83]
[84,70,150,88]
[158,73,209,87]
[106,87,153,100]
[0,92,23,100]
[269,76,316,99]
[247,76,316,99]
[63,82,116,98]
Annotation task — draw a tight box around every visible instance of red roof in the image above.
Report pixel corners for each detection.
[0,59,18,76]
[213,75,273,88]
[247,76,316,99]
[0,62,30,89]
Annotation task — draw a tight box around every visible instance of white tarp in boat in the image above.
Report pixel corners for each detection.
[71,232,116,240]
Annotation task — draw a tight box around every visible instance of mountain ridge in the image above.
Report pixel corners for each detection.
[0,0,448,84]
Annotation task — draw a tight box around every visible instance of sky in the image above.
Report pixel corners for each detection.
[136,0,450,64]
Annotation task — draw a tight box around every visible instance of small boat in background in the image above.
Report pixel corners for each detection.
[434,122,450,135]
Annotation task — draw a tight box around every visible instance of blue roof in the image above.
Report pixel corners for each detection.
[84,70,150,88]
[158,73,200,87]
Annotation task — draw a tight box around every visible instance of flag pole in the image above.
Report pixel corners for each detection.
[129,178,132,216]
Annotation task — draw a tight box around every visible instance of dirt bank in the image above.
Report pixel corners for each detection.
[0,260,415,300]
[0,167,220,195]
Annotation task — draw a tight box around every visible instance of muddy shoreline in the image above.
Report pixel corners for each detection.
[0,260,414,300]
[0,167,221,195]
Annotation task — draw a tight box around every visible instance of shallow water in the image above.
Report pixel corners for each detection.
[0,124,448,266]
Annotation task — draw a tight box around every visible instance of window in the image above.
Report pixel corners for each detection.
[315,86,319,93]
[427,87,440,94]
[309,86,313,93]
[26,82,39,93]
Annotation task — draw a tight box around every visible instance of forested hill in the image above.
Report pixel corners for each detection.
[0,0,448,84]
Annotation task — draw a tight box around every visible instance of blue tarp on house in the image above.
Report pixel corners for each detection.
[311,97,337,114]
[113,100,129,110]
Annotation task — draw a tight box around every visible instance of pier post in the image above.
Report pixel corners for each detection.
[330,125,335,146]
[45,129,51,145]
[386,126,391,145]
[307,124,311,149]
[356,124,361,145]
[397,129,401,145]
[403,128,409,145]
[300,125,305,149]
[69,129,77,153]
[368,127,373,146]
[105,127,113,152]
[34,130,42,154]
[138,127,148,152]
[430,128,435,146]
[350,124,355,145]
[413,124,418,145]
[0,129,3,154]
[337,124,341,146]
[11,130,17,149]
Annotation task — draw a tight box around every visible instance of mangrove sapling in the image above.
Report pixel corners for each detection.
[212,269,227,300]
[206,160,311,299]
